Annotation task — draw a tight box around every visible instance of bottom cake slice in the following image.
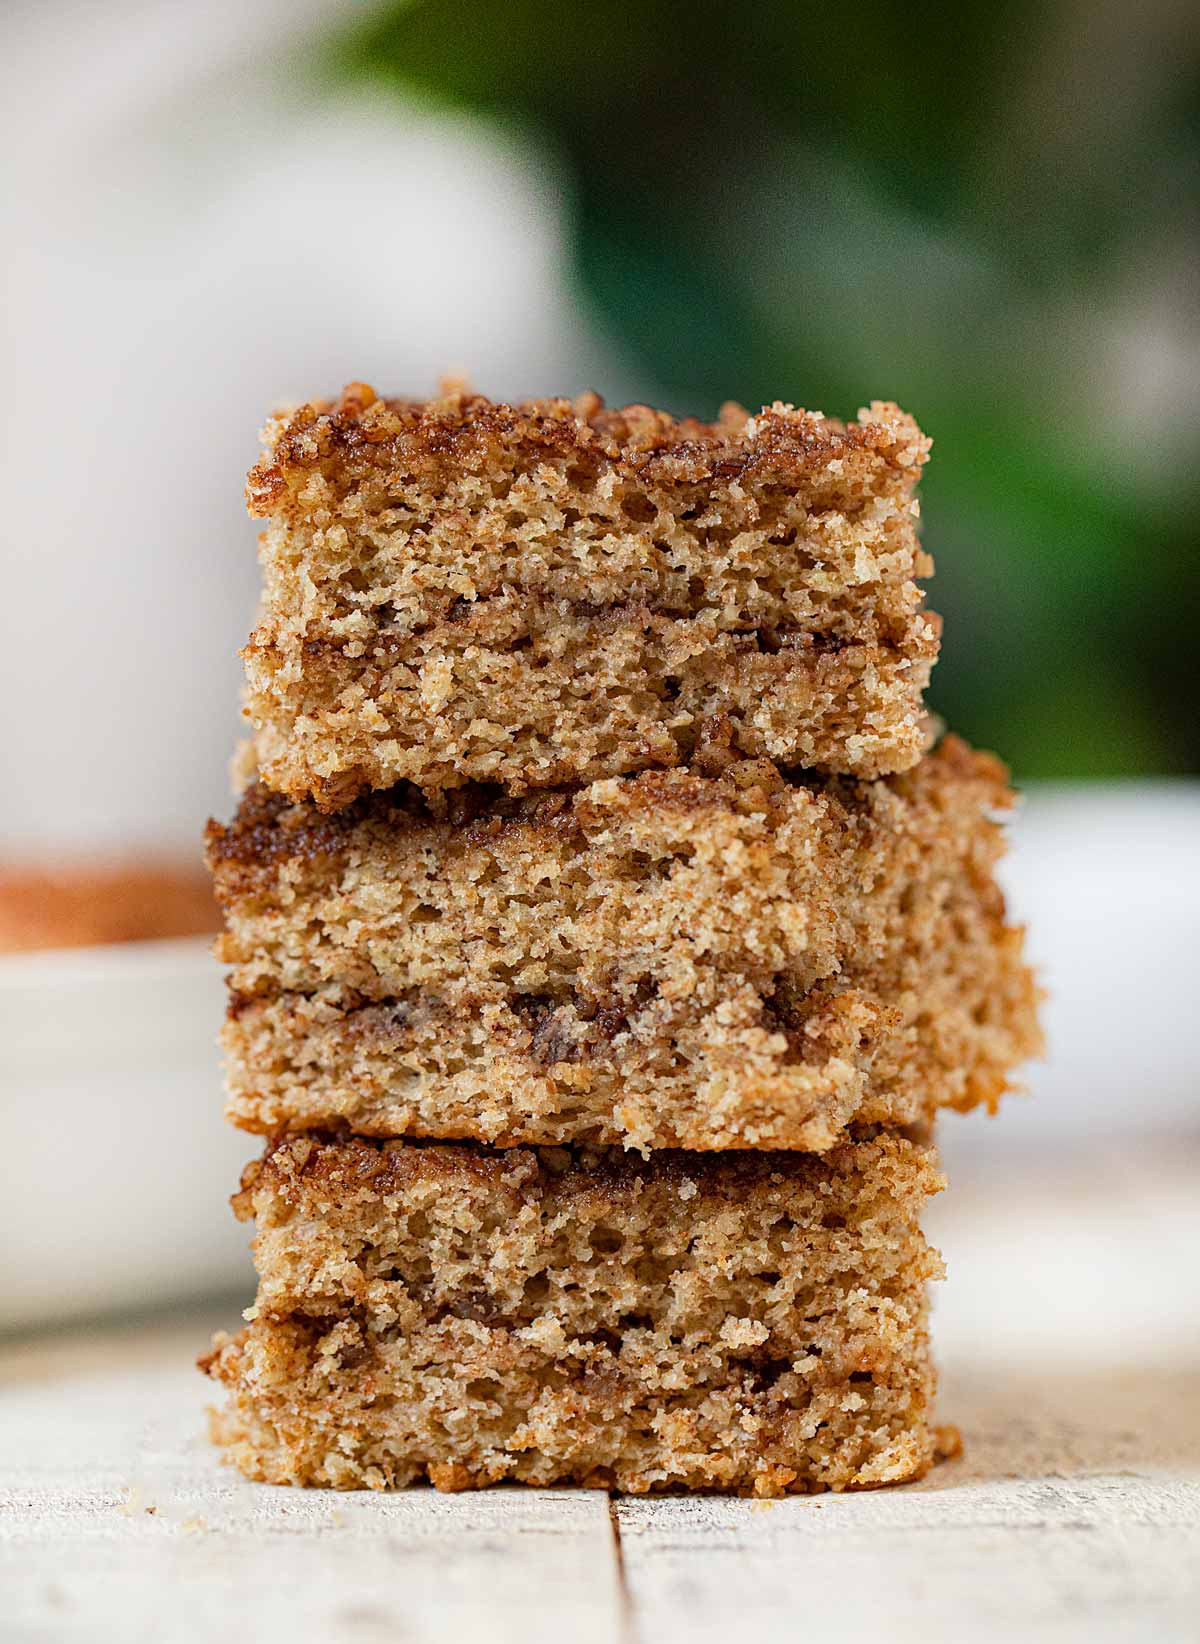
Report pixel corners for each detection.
[202,1132,944,1496]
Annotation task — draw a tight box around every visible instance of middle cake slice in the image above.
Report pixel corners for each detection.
[211,734,1038,1153]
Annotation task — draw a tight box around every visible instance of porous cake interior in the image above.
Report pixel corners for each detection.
[210,737,1040,1150]
[243,387,938,804]
[203,1133,943,1495]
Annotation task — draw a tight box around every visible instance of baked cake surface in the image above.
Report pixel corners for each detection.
[243,384,938,806]
[202,1131,943,1495]
[208,736,1039,1152]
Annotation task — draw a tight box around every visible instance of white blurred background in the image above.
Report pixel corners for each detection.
[1,0,621,854]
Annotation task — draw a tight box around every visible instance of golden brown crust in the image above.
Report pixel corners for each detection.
[206,735,1002,885]
[247,384,931,514]
[234,1126,938,1219]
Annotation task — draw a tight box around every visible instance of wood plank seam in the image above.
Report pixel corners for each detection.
[608,1493,637,1644]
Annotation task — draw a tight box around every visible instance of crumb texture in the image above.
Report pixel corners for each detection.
[208,736,1040,1152]
[204,1132,942,1495]
[243,385,938,805]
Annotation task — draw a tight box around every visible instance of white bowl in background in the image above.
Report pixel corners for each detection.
[0,937,251,1330]
[958,781,1200,1164]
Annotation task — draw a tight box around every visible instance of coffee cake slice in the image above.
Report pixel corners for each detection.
[208,736,1039,1153]
[202,1131,943,1495]
[243,384,938,806]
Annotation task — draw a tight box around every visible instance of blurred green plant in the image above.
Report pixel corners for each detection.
[327,0,1200,777]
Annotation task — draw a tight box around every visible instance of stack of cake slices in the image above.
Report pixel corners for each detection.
[201,383,1040,1496]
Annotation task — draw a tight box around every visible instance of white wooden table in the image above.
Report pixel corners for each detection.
[4,1139,1198,1644]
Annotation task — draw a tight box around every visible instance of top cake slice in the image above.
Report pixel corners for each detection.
[244,384,938,808]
